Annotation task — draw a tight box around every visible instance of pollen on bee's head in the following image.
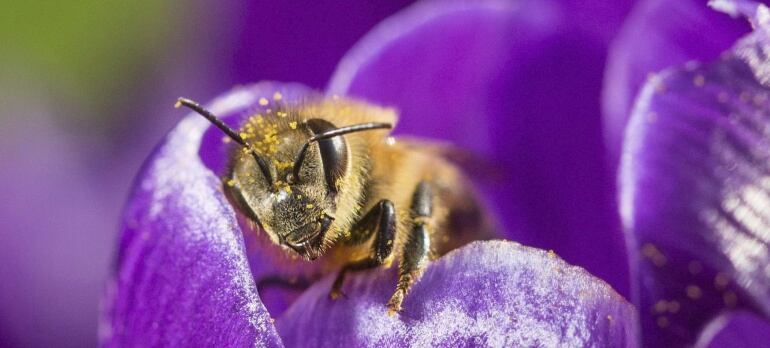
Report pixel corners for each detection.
[240,114,284,157]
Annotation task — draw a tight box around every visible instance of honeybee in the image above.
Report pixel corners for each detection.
[176,93,494,313]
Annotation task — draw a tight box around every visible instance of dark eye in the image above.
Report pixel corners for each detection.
[223,177,264,230]
[306,118,348,193]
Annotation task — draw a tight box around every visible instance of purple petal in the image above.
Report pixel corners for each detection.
[557,0,635,42]
[276,241,638,347]
[100,85,297,347]
[328,0,629,296]
[222,0,415,89]
[699,311,770,347]
[620,8,770,345]
[603,0,753,164]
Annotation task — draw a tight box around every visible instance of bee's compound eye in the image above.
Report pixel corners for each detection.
[223,178,264,229]
[306,119,348,193]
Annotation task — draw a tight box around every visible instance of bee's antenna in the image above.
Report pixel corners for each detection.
[291,122,392,182]
[176,98,247,146]
[176,97,274,185]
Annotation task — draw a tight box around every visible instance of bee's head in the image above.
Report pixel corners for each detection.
[225,118,349,259]
[176,98,390,260]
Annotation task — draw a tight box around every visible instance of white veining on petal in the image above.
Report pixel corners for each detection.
[277,241,636,347]
[729,3,770,85]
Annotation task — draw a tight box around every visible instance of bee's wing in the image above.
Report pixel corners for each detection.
[395,136,501,253]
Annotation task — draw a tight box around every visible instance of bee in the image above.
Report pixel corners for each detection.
[176,93,494,313]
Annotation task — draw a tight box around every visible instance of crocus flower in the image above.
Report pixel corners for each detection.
[101,81,637,347]
[616,0,770,346]
[99,0,770,347]
[101,1,639,346]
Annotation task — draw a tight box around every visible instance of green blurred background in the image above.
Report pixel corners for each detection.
[1,1,170,123]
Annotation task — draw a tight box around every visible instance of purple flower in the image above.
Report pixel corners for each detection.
[99,0,770,347]
[616,1,770,346]
[101,1,639,346]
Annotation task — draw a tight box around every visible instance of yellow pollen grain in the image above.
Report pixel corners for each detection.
[647,112,658,124]
[667,301,680,313]
[641,243,667,267]
[306,204,314,209]
[717,92,729,104]
[686,285,702,300]
[641,243,657,257]
[723,291,737,307]
[693,75,705,87]
[547,250,556,258]
[648,74,666,94]
[714,273,730,289]
[259,97,269,106]
[273,92,283,101]
[226,179,236,187]
[289,121,298,129]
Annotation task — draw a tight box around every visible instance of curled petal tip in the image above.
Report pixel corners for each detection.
[709,0,762,20]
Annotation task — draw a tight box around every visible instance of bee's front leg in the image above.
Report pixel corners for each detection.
[329,199,396,299]
[387,181,433,314]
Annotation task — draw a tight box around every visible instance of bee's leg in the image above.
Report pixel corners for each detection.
[329,199,396,299]
[387,181,432,314]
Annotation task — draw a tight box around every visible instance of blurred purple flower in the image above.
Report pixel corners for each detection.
[603,0,755,165]
[616,0,770,346]
[101,1,641,346]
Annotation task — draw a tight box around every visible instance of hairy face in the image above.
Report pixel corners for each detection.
[225,117,343,260]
